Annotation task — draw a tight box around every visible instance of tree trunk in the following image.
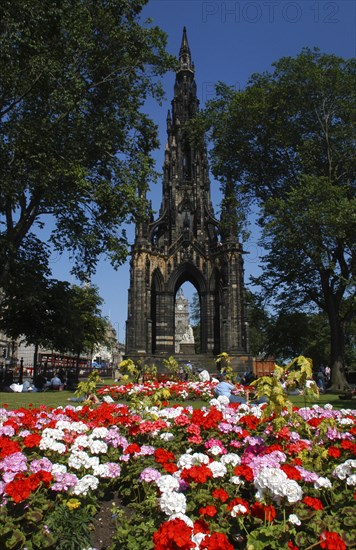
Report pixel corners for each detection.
[327,305,349,391]
[18,357,24,385]
[33,342,39,380]
[75,352,80,384]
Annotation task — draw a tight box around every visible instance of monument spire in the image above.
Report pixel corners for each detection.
[126,28,249,365]
[178,26,193,72]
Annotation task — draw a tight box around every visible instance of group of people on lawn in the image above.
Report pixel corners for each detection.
[8,372,64,393]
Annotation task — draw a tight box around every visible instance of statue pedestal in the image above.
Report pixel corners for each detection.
[179,343,195,354]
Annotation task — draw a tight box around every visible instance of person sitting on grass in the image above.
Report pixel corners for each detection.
[214,373,268,405]
[214,373,246,404]
[50,373,62,387]
[68,393,100,404]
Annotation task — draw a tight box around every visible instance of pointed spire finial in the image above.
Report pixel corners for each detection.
[178,26,193,72]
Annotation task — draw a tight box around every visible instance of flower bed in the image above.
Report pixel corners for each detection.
[0,387,355,549]
[97,380,218,402]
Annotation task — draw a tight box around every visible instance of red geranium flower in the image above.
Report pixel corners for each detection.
[212,488,229,502]
[320,531,346,550]
[341,440,356,453]
[328,446,341,458]
[280,464,302,481]
[5,473,32,503]
[28,470,53,490]
[302,496,324,511]
[152,518,195,550]
[234,464,254,482]
[155,448,176,464]
[162,462,179,474]
[181,464,213,484]
[239,415,260,430]
[199,505,217,517]
[288,542,299,550]
[194,519,210,534]
[276,427,291,440]
[285,440,310,455]
[0,437,21,458]
[227,497,250,514]
[23,433,41,448]
[124,443,141,454]
[200,532,234,550]
[251,501,276,522]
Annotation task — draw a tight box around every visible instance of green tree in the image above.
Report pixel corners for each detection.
[203,49,355,389]
[0,274,70,377]
[245,289,271,357]
[0,268,107,379]
[0,0,175,285]
[64,285,107,381]
[265,310,330,368]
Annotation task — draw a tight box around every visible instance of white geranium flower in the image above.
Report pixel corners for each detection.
[57,421,88,433]
[338,418,353,426]
[231,504,247,516]
[333,459,356,480]
[51,463,67,475]
[221,453,241,467]
[192,533,206,546]
[88,440,108,454]
[208,461,227,478]
[72,474,99,496]
[254,467,295,502]
[93,464,110,477]
[192,453,210,465]
[210,445,223,456]
[90,427,109,438]
[314,476,332,489]
[177,454,194,469]
[160,432,174,441]
[68,450,100,470]
[72,435,90,449]
[230,476,244,485]
[44,441,66,454]
[289,514,301,526]
[156,475,180,493]
[346,475,356,486]
[282,480,303,503]
[159,492,186,516]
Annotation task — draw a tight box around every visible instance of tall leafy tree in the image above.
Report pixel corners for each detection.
[245,290,271,358]
[0,0,175,285]
[0,275,70,377]
[265,310,330,368]
[0,264,107,379]
[63,284,108,381]
[202,49,355,389]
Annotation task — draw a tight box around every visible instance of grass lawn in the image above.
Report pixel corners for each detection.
[0,390,77,409]
[1,388,355,411]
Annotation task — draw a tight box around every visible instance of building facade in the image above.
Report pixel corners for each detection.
[126,28,250,367]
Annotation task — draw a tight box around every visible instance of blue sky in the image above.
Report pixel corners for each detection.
[50,0,355,342]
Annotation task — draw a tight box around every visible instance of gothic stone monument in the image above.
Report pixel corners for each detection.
[126,28,251,370]
[175,288,195,355]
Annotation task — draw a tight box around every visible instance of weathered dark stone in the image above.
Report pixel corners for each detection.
[126,28,251,370]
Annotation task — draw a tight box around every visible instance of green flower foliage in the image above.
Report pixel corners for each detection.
[252,355,319,421]
[75,369,102,400]
[216,352,234,381]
